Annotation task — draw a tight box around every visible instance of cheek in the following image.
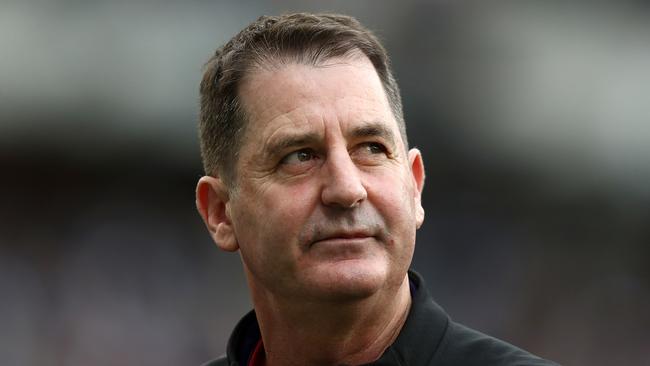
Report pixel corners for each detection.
[234,182,318,246]
[368,170,416,217]
[264,182,319,224]
[366,170,419,252]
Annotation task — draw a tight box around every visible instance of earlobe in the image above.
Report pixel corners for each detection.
[196,176,239,252]
[408,149,426,229]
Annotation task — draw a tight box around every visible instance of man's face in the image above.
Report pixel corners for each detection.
[219,55,424,301]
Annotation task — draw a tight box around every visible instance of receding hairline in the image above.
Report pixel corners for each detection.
[237,50,381,113]
[243,47,369,73]
[198,12,407,187]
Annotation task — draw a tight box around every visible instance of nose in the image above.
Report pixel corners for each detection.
[321,149,367,208]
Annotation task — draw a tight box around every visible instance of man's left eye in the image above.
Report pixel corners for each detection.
[364,142,387,154]
[352,142,389,164]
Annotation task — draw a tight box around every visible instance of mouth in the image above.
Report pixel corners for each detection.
[310,231,375,247]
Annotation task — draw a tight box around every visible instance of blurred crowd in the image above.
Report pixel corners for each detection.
[1,1,648,365]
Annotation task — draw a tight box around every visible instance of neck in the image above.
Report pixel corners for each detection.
[248,274,412,366]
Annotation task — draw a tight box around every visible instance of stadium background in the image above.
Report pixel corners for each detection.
[1,1,648,365]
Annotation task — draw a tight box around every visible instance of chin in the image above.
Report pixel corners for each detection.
[303,259,393,301]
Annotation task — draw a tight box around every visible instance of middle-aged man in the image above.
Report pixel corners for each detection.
[195,12,558,366]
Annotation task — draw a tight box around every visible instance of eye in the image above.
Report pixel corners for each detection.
[351,142,390,164]
[280,148,317,165]
[364,142,387,154]
[358,142,388,157]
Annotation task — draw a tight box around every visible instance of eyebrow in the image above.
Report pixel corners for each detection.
[265,132,321,157]
[349,121,397,149]
[264,121,397,157]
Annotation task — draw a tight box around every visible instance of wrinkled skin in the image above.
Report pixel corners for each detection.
[197,54,425,304]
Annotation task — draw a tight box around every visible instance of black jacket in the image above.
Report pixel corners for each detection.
[202,271,559,366]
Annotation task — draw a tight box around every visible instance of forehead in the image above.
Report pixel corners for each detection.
[237,55,398,147]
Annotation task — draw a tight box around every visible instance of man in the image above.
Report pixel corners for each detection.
[196,13,558,366]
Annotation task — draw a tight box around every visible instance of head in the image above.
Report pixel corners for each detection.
[198,13,407,186]
[196,13,424,303]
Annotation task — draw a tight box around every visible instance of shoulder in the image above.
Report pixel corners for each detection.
[199,354,229,366]
[386,271,560,366]
[434,321,560,366]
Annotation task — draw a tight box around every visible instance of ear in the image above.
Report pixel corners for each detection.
[196,176,239,252]
[408,148,426,229]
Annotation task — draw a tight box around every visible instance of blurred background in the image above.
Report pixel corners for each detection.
[1,0,649,365]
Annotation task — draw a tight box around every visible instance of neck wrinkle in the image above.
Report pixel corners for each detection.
[249,274,412,366]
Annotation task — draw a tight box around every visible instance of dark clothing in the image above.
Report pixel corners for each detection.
[202,271,559,366]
